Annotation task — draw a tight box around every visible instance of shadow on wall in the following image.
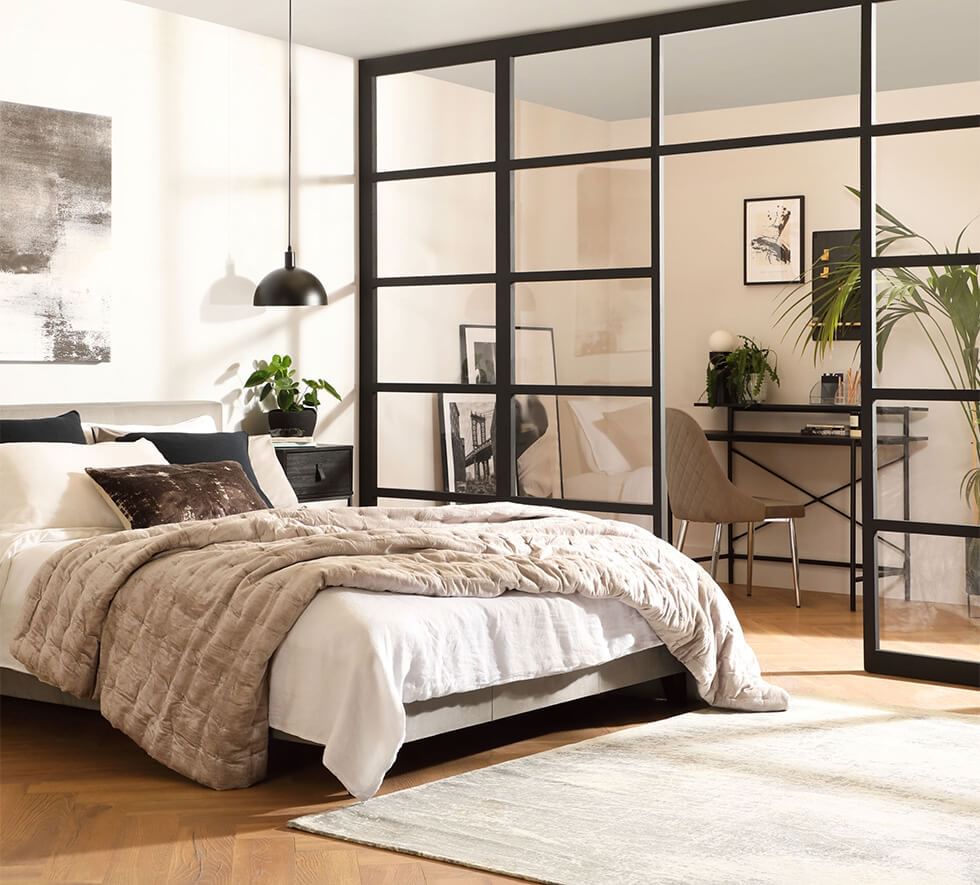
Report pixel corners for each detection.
[201,258,257,322]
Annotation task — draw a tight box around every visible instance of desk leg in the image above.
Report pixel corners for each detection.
[849,440,857,613]
[903,410,911,602]
[727,408,735,585]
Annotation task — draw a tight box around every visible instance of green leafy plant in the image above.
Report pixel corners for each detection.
[705,336,780,407]
[776,187,979,518]
[244,354,341,413]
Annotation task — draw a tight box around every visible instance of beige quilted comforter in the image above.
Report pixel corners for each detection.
[12,503,788,790]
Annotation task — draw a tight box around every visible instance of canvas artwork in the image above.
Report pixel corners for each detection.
[457,324,564,498]
[744,195,804,285]
[0,101,112,362]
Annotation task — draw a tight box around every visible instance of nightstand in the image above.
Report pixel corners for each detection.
[274,444,354,505]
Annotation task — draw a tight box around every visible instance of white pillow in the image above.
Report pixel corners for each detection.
[0,439,167,531]
[88,415,218,443]
[567,399,632,475]
[247,436,299,509]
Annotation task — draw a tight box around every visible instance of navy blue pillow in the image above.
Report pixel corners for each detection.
[0,410,86,444]
[115,430,271,508]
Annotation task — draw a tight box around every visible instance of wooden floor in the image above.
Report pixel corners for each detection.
[2,585,977,884]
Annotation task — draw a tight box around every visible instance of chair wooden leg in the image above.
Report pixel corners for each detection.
[676,520,689,553]
[746,522,755,597]
[710,523,723,580]
[788,518,801,608]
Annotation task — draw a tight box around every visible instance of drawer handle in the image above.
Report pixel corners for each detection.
[315,464,329,482]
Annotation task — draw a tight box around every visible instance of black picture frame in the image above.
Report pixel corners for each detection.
[458,323,565,498]
[743,195,806,285]
[438,391,497,497]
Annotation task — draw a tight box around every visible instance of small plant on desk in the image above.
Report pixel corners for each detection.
[705,336,780,407]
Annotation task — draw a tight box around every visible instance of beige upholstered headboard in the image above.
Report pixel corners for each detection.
[0,401,224,430]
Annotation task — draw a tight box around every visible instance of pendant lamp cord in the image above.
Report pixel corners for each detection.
[287,0,293,253]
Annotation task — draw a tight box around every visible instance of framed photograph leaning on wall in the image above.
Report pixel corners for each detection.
[457,324,564,498]
[744,195,805,285]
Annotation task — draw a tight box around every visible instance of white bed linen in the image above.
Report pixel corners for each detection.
[1,528,663,796]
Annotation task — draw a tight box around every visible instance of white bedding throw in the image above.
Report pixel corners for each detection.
[13,503,787,797]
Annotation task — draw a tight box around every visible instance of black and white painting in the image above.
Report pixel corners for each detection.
[744,195,804,285]
[459,324,564,498]
[440,393,496,496]
[0,101,112,362]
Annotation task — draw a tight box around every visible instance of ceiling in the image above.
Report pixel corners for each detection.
[122,0,727,59]
[126,0,979,118]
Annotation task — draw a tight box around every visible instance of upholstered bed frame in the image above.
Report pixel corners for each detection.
[0,400,691,748]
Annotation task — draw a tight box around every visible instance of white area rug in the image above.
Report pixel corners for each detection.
[290,699,980,885]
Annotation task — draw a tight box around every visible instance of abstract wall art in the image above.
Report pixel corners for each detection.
[0,101,112,362]
[743,195,805,285]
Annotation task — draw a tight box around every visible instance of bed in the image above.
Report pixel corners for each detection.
[0,400,710,798]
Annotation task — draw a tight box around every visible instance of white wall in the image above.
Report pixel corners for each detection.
[0,0,356,450]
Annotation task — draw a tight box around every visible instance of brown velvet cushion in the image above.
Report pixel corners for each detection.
[84,460,269,530]
[595,401,653,470]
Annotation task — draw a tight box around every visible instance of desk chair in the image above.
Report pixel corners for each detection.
[665,408,806,607]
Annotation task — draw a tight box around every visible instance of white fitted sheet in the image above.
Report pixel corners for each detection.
[0,527,663,796]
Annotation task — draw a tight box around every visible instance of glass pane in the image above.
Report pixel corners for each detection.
[874,402,979,529]
[378,393,445,492]
[378,285,494,384]
[376,62,494,171]
[875,0,980,124]
[514,40,651,158]
[877,531,980,662]
[515,395,652,503]
[582,510,654,534]
[515,160,650,271]
[378,174,495,277]
[515,280,652,386]
[874,265,979,391]
[875,128,980,257]
[661,7,860,144]
[379,392,497,497]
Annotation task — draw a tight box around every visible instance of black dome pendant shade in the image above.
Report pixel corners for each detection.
[255,249,328,306]
[254,0,327,307]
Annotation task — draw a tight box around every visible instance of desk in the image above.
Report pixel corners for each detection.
[690,402,927,611]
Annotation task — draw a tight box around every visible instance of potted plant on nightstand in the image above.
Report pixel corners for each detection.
[705,336,780,406]
[244,353,341,438]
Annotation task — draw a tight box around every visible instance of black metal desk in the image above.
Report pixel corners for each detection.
[690,402,927,611]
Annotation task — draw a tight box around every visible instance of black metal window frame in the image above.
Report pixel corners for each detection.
[358,0,980,687]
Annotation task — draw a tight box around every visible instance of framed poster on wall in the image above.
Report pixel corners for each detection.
[744,195,805,285]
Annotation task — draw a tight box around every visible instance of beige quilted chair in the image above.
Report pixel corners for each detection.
[665,408,806,607]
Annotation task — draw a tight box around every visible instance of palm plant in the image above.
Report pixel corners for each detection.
[776,187,979,521]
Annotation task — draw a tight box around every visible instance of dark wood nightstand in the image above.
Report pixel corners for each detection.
[274,444,354,504]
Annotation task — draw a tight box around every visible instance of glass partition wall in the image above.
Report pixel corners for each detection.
[359,0,979,687]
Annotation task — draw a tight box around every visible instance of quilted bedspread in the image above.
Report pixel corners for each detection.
[12,503,788,790]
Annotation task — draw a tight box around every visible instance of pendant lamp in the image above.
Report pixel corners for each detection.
[254,0,328,306]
